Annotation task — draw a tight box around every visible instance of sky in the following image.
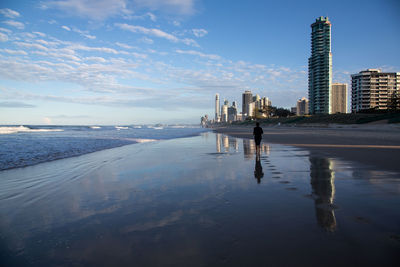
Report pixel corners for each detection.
[0,0,399,125]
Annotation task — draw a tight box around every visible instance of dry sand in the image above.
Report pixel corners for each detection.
[214,124,400,173]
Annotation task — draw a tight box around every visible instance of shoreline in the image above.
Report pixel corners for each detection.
[213,124,400,173]
[0,129,209,172]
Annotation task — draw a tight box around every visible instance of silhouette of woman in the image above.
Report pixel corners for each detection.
[254,156,264,184]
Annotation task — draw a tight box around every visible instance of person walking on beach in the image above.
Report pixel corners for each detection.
[253,122,263,155]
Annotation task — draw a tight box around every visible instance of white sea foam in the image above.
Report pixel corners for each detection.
[0,126,64,134]
[115,126,129,130]
[90,126,101,129]
[131,138,157,143]
[148,126,163,130]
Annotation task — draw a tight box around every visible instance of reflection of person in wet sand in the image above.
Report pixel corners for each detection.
[253,122,263,155]
[254,156,264,183]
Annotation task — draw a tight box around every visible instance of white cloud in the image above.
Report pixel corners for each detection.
[0,101,35,108]
[115,23,198,47]
[33,31,46,37]
[69,44,119,54]
[71,27,96,39]
[61,25,71,31]
[3,20,25,29]
[172,20,181,27]
[131,52,147,59]
[0,32,8,42]
[85,56,106,63]
[0,49,28,55]
[128,12,157,21]
[116,42,136,49]
[147,12,157,22]
[133,0,195,15]
[176,49,221,60]
[15,41,49,51]
[192,29,208,38]
[0,27,12,33]
[115,23,178,41]
[139,37,154,44]
[42,0,131,20]
[0,8,20,18]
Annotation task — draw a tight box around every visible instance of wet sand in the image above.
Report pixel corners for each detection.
[1,133,400,266]
[214,124,400,172]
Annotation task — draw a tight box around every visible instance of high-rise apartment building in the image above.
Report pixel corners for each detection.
[221,99,229,122]
[242,90,253,117]
[331,83,347,113]
[215,93,220,122]
[351,69,400,112]
[247,102,255,118]
[228,105,237,122]
[232,101,238,109]
[296,97,309,116]
[308,16,332,114]
[261,97,271,109]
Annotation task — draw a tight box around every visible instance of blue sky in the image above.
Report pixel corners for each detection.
[0,0,399,125]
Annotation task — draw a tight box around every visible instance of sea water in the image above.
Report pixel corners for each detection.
[0,125,208,170]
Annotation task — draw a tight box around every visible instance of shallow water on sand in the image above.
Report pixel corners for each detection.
[1,133,399,266]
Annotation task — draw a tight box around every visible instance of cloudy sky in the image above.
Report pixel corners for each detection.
[0,0,399,125]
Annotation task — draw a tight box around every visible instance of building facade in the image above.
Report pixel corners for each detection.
[221,100,228,122]
[351,69,400,112]
[215,93,220,122]
[308,16,332,114]
[228,105,237,122]
[296,97,309,116]
[242,90,253,117]
[331,83,347,113]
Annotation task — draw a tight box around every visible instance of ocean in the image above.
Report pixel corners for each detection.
[0,125,209,171]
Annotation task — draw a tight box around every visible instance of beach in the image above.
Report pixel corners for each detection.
[1,131,400,266]
[214,124,400,172]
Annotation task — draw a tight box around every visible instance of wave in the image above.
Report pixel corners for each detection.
[90,126,101,129]
[148,126,163,130]
[123,138,157,143]
[115,126,129,130]
[0,126,64,135]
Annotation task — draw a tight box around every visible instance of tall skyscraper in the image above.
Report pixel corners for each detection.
[232,101,238,109]
[228,101,238,122]
[261,97,271,109]
[308,16,332,114]
[221,100,228,122]
[351,69,400,112]
[296,97,309,116]
[242,90,253,117]
[215,93,220,122]
[331,83,347,113]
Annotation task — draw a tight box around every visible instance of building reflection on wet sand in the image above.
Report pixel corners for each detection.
[216,134,337,230]
[309,156,337,232]
[216,133,240,153]
[242,138,270,159]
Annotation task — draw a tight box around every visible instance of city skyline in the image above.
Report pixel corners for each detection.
[0,0,399,124]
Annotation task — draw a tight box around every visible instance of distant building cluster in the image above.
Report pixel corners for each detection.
[203,16,399,124]
[212,91,272,123]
